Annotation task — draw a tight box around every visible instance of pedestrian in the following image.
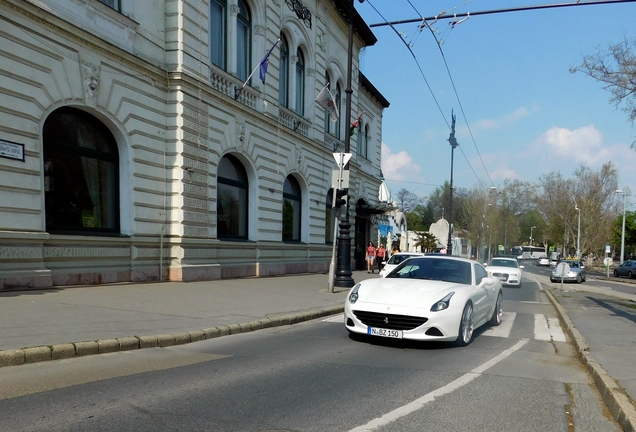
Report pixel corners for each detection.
[366,242,376,274]
[391,244,400,256]
[376,244,386,270]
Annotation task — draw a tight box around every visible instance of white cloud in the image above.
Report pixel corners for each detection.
[381,142,421,180]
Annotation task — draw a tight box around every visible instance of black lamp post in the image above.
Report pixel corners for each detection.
[334,0,355,287]
[446,110,458,255]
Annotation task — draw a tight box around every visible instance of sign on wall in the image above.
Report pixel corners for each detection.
[0,139,25,162]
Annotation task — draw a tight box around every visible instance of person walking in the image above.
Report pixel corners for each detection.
[376,244,386,271]
[366,242,376,274]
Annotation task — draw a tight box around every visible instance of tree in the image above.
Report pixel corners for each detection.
[613,210,636,259]
[395,188,421,213]
[571,37,636,148]
[414,231,438,252]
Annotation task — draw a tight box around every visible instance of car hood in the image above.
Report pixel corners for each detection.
[486,266,521,273]
[356,278,465,307]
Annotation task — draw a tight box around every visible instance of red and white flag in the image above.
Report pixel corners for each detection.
[315,84,339,122]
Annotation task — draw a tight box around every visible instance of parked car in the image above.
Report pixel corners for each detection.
[550,260,586,283]
[537,256,550,266]
[379,252,426,277]
[613,260,636,279]
[485,257,524,287]
[344,255,503,346]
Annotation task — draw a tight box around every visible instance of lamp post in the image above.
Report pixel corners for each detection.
[481,187,497,262]
[575,205,581,259]
[333,0,355,288]
[446,111,458,255]
[530,226,536,247]
[617,189,627,264]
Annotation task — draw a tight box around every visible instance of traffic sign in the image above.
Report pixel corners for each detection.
[556,262,570,276]
[333,152,352,168]
[604,257,612,266]
[331,170,349,189]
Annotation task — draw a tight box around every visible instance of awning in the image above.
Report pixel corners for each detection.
[356,202,395,215]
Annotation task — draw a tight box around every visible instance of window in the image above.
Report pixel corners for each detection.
[98,0,120,11]
[335,83,342,139]
[217,154,248,239]
[356,121,365,158]
[279,35,289,107]
[324,72,331,134]
[364,124,370,158]
[294,49,305,116]
[210,0,226,69]
[43,107,119,233]
[236,0,251,82]
[283,176,301,242]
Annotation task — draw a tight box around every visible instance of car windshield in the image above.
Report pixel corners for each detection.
[387,254,419,265]
[386,257,471,285]
[488,259,518,268]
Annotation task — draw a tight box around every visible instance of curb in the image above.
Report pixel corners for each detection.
[545,288,636,432]
[0,305,344,369]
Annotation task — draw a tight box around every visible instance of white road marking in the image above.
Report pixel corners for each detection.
[534,314,566,342]
[482,312,516,338]
[547,317,566,342]
[348,339,529,432]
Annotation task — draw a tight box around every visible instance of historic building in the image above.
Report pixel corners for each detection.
[0,0,389,288]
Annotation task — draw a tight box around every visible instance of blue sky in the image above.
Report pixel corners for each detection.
[355,0,636,201]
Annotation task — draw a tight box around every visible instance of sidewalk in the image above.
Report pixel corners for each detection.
[1,269,635,430]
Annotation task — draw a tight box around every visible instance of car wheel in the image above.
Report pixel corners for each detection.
[629,271,633,279]
[614,270,618,277]
[576,274,582,284]
[550,278,556,283]
[456,302,474,346]
[489,292,503,327]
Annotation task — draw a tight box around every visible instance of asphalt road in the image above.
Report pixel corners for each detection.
[0,276,619,432]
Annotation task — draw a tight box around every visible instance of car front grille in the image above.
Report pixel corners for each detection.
[353,311,428,331]
[492,272,509,281]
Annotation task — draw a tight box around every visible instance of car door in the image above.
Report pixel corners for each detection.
[473,264,494,323]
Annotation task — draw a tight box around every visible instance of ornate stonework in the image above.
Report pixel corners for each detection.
[81,62,100,107]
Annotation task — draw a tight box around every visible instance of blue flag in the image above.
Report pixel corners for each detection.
[259,39,280,84]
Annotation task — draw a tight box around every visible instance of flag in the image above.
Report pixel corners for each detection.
[350,111,364,137]
[315,84,339,122]
[259,38,280,84]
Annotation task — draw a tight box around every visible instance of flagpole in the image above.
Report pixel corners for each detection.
[235,38,280,100]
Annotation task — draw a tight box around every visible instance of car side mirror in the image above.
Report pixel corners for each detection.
[519,265,525,269]
[481,276,496,286]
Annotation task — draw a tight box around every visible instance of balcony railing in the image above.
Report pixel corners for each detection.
[279,107,309,137]
[210,68,258,110]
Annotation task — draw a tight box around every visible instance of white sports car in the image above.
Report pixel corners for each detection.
[344,255,503,346]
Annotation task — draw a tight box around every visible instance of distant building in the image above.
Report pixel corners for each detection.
[0,0,389,288]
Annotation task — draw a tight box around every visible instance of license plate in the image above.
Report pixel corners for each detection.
[368,327,403,339]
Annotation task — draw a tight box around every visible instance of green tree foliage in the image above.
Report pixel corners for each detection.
[613,210,636,258]
[414,231,438,252]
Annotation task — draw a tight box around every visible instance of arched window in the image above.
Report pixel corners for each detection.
[283,176,301,242]
[210,0,226,69]
[236,0,251,82]
[279,35,289,107]
[335,83,342,139]
[217,154,248,239]
[43,107,119,233]
[294,49,305,116]
[324,72,331,134]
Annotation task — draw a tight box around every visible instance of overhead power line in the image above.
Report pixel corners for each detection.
[369,0,636,28]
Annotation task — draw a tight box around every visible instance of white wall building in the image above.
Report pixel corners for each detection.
[0,0,389,288]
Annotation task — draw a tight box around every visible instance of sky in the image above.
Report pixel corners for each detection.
[354,0,636,203]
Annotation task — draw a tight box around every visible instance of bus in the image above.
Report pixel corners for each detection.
[511,246,523,260]
[522,246,546,260]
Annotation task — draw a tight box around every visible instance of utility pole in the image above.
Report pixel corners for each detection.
[446,110,458,255]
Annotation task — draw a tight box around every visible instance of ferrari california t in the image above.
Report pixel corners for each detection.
[344,255,503,346]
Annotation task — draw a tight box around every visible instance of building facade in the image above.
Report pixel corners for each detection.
[0,0,389,288]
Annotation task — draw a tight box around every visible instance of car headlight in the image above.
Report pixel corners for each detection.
[430,292,455,312]
[348,283,361,304]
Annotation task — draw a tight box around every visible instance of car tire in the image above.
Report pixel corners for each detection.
[629,271,633,279]
[614,269,618,277]
[550,278,556,283]
[489,292,503,327]
[576,274,582,284]
[455,302,474,347]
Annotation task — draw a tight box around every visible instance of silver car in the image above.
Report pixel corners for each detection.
[550,260,586,283]
[613,260,636,279]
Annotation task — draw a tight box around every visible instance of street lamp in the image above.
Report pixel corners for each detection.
[446,111,458,255]
[617,189,627,264]
[574,205,581,259]
[530,226,536,247]
[481,187,497,262]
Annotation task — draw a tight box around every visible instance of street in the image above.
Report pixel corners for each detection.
[0,276,619,431]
